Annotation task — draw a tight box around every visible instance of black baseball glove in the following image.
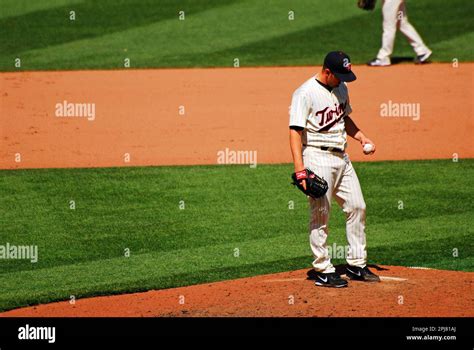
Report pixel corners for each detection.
[291,169,328,199]
[357,0,377,10]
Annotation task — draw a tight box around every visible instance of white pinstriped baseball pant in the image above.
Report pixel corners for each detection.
[303,146,367,273]
[377,0,430,60]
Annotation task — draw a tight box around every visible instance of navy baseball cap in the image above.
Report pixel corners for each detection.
[323,51,357,82]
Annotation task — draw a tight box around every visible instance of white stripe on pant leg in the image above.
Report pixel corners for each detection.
[306,149,335,273]
[348,160,367,268]
[343,159,367,268]
[309,149,333,273]
[309,196,333,273]
[333,156,367,268]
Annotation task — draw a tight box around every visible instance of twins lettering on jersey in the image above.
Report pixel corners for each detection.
[289,77,352,149]
[315,101,348,128]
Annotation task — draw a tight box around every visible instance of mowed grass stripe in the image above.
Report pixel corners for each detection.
[0,159,472,311]
[0,0,472,71]
[1,160,471,274]
[0,233,307,310]
[0,222,470,312]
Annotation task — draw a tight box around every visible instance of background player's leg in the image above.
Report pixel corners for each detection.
[304,149,343,273]
[333,155,367,268]
[376,0,403,63]
[398,1,431,57]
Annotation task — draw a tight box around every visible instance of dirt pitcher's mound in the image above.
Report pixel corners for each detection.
[1,266,473,317]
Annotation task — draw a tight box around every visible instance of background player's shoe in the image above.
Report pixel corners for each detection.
[345,266,381,282]
[367,57,391,67]
[314,272,348,288]
[414,50,432,64]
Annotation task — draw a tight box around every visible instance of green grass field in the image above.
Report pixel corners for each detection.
[0,0,473,71]
[1,0,473,313]
[0,159,473,311]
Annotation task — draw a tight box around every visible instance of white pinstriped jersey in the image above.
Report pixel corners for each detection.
[289,75,352,150]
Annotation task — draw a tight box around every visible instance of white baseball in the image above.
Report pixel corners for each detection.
[363,143,374,154]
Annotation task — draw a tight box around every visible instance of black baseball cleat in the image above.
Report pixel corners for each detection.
[345,266,381,282]
[314,272,348,288]
[414,50,432,64]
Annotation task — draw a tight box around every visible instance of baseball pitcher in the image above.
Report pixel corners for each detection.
[289,51,380,288]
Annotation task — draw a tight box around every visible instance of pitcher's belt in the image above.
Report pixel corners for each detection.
[304,145,344,153]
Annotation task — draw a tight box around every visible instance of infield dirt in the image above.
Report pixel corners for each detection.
[1,63,473,170]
